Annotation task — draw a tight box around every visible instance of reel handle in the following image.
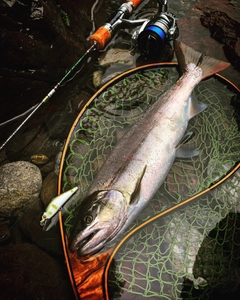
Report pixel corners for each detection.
[89,0,145,50]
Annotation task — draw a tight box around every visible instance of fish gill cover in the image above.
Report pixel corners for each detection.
[60,65,240,299]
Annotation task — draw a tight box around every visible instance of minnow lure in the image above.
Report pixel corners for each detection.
[40,186,78,231]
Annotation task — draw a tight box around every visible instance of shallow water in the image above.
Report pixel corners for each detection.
[0,0,240,299]
[60,63,240,300]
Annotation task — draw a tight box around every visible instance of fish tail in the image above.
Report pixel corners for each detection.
[174,40,230,79]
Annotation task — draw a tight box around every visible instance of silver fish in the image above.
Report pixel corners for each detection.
[69,41,230,256]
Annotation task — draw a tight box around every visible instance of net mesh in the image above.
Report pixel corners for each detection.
[60,65,240,299]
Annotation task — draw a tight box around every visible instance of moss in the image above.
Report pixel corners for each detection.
[60,10,70,27]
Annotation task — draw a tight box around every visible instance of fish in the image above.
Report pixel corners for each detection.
[69,40,230,256]
[40,186,78,231]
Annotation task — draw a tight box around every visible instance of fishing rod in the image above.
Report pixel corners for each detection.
[0,0,145,239]
[0,0,144,152]
[0,0,179,239]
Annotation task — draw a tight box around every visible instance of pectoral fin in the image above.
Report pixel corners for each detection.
[129,165,147,205]
[175,132,199,158]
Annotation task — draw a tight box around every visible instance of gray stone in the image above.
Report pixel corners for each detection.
[0,161,42,218]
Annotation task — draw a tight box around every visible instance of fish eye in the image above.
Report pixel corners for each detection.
[83,214,93,225]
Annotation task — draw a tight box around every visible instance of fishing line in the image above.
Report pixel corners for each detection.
[59,64,85,87]
[0,204,34,241]
[0,0,146,246]
[0,43,97,152]
[0,104,38,128]
[0,0,144,152]
[87,0,101,40]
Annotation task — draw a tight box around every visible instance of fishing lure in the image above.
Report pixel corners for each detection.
[40,186,78,231]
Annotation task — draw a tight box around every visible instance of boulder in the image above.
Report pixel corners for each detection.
[0,161,42,218]
[0,243,74,300]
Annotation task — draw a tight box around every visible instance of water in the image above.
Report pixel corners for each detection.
[0,0,240,299]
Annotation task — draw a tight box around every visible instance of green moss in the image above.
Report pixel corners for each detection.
[60,10,70,27]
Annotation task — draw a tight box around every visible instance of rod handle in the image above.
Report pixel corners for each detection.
[89,25,112,50]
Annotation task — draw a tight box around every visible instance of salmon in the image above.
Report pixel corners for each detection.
[69,40,230,256]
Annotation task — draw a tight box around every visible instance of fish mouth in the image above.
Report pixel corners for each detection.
[74,231,98,253]
[70,228,109,256]
[70,216,127,256]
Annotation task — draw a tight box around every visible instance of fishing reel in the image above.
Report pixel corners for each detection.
[135,0,179,57]
[137,12,178,57]
[89,0,178,58]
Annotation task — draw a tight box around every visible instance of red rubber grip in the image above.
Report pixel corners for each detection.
[89,27,112,50]
[127,0,144,8]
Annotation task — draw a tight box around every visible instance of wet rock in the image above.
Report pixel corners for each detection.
[99,48,135,67]
[44,110,77,140]
[18,199,63,255]
[92,45,138,88]
[5,125,42,162]
[40,171,58,208]
[200,11,240,71]
[0,223,11,244]
[0,243,74,300]
[39,160,55,175]
[94,64,130,87]
[54,151,63,175]
[194,235,240,292]
[5,125,63,162]
[0,161,42,218]
[70,91,92,112]
[93,70,103,88]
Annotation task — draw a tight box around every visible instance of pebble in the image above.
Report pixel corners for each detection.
[40,171,58,208]
[31,154,49,165]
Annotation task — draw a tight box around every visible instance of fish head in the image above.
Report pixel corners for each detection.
[69,189,128,256]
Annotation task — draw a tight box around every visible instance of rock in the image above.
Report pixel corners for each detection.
[93,70,103,88]
[39,160,55,175]
[31,154,49,165]
[0,161,42,218]
[18,199,64,255]
[0,223,11,244]
[0,243,74,300]
[40,171,58,208]
[44,110,77,140]
[54,151,63,175]
[194,235,240,292]
[5,125,64,162]
[98,48,135,67]
[70,91,92,112]
[200,10,240,72]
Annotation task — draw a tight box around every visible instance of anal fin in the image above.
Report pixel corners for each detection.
[189,93,207,120]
